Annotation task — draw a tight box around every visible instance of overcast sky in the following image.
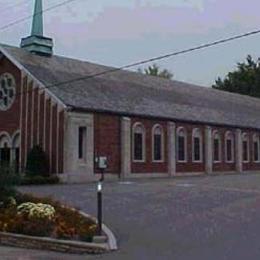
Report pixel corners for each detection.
[1,0,260,86]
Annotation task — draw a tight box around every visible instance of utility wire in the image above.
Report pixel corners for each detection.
[1,26,260,103]
[0,0,79,31]
[0,0,31,16]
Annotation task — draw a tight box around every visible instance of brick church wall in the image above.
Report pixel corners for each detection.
[0,55,65,174]
[176,122,205,173]
[131,117,168,173]
[94,114,121,174]
[0,57,21,135]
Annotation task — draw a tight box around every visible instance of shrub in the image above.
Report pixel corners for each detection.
[17,202,56,220]
[20,175,60,185]
[26,145,49,177]
[0,164,20,201]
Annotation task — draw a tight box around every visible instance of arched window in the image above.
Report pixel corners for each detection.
[225,131,234,163]
[0,132,11,166]
[242,133,250,162]
[176,127,187,162]
[253,133,260,162]
[132,123,145,162]
[152,125,164,162]
[213,131,221,163]
[192,128,203,162]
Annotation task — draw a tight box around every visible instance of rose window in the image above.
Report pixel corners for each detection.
[0,73,16,111]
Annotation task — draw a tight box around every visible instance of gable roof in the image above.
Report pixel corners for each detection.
[1,43,260,130]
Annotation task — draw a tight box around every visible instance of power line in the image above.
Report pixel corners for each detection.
[0,0,79,31]
[0,0,31,16]
[2,26,260,103]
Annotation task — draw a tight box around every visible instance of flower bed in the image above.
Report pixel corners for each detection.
[0,193,97,243]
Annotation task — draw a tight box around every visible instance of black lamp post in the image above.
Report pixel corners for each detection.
[96,157,107,236]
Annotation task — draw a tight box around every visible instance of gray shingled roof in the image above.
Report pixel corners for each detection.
[2,44,260,129]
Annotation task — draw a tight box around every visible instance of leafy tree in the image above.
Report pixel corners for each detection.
[213,55,260,98]
[138,64,173,79]
[26,145,49,177]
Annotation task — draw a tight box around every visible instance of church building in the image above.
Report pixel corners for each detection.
[1,0,260,182]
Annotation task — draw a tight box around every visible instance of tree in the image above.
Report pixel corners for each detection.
[26,145,49,177]
[213,55,260,98]
[138,64,173,80]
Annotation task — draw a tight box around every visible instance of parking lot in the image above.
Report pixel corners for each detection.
[2,173,260,259]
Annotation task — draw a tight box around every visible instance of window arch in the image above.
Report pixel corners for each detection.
[253,133,260,162]
[192,128,203,162]
[176,127,187,162]
[213,131,221,163]
[152,124,164,162]
[0,132,11,166]
[242,133,250,163]
[132,123,145,162]
[225,131,234,163]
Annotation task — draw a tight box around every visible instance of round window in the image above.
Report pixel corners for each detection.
[0,73,16,111]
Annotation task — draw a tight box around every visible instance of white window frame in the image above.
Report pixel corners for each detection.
[213,131,221,163]
[152,124,164,163]
[192,128,203,163]
[132,122,146,163]
[176,127,187,163]
[253,133,260,163]
[242,133,250,163]
[225,131,234,163]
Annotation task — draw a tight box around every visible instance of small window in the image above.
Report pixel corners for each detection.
[177,127,187,162]
[225,132,234,163]
[133,123,145,162]
[213,132,221,162]
[78,127,87,160]
[253,134,260,162]
[192,128,202,162]
[152,125,164,162]
[242,133,249,162]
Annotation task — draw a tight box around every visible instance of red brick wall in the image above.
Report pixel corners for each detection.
[94,114,121,174]
[212,127,236,172]
[176,123,205,173]
[0,57,21,135]
[131,117,168,173]
[242,130,260,171]
[0,54,65,174]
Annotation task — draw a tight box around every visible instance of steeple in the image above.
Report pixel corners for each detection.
[31,0,43,37]
[20,0,53,56]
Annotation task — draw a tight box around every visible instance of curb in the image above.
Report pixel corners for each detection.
[79,211,118,251]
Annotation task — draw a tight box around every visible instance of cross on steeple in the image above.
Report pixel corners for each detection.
[20,0,53,56]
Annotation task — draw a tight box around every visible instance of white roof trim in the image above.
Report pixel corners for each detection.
[0,45,67,109]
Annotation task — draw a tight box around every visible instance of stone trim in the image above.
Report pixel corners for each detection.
[0,232,108,254]
[205,126,213,174]
[167,122,176,176]
[235,129,242,172]
[120,117,131,179]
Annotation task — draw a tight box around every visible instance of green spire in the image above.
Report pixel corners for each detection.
[20,0,53,56]
[31,0,43,36]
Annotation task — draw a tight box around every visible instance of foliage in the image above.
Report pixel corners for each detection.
[213,55,260,98]
[26,145,49,177]
[17,202,56,220]
[138,63,173,79]
[0,193,97,242]
[0,164,20,201]
[20,175,60,185]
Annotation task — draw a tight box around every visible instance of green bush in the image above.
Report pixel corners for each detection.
[20,175,60,185]
[26,145,49,177]
[0,164,20,201]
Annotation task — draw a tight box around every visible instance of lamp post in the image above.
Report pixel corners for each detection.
[97,170,104,236]
[96,157,107,236]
